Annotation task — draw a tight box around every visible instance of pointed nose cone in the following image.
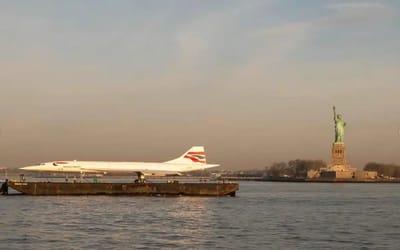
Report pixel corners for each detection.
[20,165,42,171]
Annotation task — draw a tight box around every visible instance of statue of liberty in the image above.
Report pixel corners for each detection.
[333,106,346,143]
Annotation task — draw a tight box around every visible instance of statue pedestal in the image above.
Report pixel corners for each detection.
[331,143,346,166]
[319,142,357,178]
[317,142,377,180]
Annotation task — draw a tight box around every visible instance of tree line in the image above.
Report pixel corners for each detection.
[363,162,400,178]
[265,159,326,178]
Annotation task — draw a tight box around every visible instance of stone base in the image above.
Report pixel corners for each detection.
[312,141,378,180]
[319,168,377,179]
[307,169,320,178]
[354,171,377,179]
[320,170,354,179]
[332,143,346,166]
[328,164,355,172]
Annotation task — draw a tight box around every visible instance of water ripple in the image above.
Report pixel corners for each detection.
[1,182,400,249]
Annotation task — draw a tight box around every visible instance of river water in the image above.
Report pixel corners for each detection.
[1,181,400,249]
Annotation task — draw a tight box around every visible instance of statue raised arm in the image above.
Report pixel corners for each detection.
[333,106,337,122]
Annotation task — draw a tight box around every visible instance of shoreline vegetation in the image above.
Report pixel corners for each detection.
[2,161,400,180]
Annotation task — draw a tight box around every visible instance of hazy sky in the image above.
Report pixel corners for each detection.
[0,0,399,170]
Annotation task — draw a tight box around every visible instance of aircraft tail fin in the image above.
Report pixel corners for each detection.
[166,146,206,164]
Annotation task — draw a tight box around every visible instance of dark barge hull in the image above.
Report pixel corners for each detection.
[8,181,238,196]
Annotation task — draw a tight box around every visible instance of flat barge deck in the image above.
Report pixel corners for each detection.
[8,181,239,196]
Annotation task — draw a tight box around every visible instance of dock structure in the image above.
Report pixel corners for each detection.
[8,181,239,196]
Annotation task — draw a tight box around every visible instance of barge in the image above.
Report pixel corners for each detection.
[8,181,239,196]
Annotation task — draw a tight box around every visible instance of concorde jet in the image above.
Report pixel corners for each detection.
[20,146,219,182]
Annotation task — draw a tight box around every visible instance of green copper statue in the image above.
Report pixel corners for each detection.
[333,106,346,143]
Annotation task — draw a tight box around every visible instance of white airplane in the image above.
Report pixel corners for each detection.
[20,146,219,182]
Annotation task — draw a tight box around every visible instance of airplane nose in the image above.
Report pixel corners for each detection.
[20,166,40,171]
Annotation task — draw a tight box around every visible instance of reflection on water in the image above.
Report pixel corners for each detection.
[1,181,400,249]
